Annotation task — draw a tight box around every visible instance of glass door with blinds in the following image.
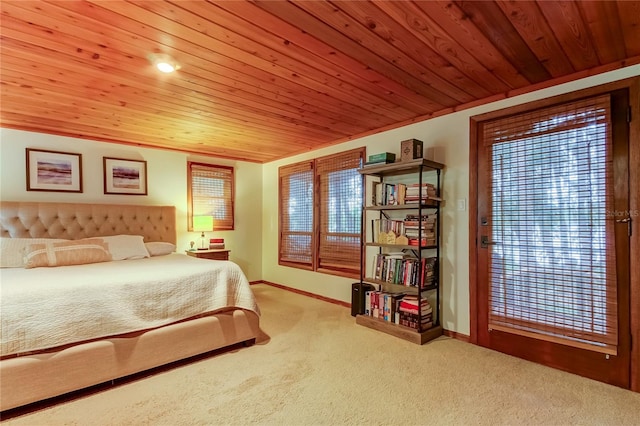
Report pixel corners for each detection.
[476,91,631,387]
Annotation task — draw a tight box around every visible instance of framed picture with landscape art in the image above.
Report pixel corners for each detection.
[26,148,83,192]
[103,157,147,195]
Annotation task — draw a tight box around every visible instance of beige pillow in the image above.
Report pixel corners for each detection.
[24,239,112,268]
[0,237,68,268]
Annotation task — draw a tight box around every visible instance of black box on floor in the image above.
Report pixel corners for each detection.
[351,282,375,316]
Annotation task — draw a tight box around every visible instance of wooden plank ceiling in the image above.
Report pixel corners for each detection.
[1,1,639,163]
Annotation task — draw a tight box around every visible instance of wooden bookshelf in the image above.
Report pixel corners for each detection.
[356,156,444,345]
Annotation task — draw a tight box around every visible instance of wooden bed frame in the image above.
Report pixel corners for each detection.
[0,201,260,412]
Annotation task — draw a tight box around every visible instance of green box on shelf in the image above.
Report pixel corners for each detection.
[368,152,396,163]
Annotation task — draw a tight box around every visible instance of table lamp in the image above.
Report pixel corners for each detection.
[193,215,214,250]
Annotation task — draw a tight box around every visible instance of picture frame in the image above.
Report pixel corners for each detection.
[103,157,148,195]
[26,148,83,192]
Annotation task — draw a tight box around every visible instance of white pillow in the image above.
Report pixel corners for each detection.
[145,242,176,256]
[100,235,150,260]
[0,237,69,268]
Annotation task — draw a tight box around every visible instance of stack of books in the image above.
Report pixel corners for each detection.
[397,295,433,330]
[363,291,434,331]
[404,214,437,246]
[209,238,225,249]
[405,183,438,204]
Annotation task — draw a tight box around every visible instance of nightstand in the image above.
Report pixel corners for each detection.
[185,249,230,261]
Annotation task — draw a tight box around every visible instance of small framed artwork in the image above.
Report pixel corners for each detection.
[26,148,83,192]
[103,157,148,195]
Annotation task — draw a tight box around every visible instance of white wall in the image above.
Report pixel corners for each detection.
[0,129,263,281]
[262,64,640,336]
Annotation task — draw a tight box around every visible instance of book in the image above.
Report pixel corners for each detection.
[209,238,225,249]
[399,297,431,308]
[368,152,396,163]
[373,219,404,244]
[385,184,398,205]
[371,181,379,205]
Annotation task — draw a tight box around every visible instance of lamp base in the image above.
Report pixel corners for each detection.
[197,232,208,250]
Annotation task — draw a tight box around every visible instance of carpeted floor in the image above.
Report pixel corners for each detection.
[3,283,640,425]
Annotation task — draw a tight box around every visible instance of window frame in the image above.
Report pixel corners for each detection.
[278,147,365,279]
[187,161,235,231]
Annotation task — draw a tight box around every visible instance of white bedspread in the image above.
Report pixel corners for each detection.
[0,253,260,356]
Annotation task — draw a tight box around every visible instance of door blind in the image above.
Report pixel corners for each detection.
[484,94,618,352]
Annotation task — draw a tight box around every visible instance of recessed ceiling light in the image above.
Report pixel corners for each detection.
[148,53,180,73]
[156,61,177,73]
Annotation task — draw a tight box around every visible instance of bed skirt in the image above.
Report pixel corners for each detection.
[0,309,259,412]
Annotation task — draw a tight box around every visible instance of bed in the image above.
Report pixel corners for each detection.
[0,201,261,412]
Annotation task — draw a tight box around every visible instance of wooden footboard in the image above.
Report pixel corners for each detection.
[0,309,260,412]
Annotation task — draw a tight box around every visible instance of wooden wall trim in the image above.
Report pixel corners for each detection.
[443,329,471,343]
[252,280,352,308]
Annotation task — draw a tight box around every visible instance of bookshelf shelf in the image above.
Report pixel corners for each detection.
[365,242,438,250]
[363,278,438,292]
[356,158,444,344]
[355,315,443,345]
[364,201,439,210]
[359,158,444,175]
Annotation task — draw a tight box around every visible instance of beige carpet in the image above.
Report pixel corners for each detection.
[3,283,640,425]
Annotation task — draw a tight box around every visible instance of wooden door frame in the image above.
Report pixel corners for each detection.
[468,76,640,392]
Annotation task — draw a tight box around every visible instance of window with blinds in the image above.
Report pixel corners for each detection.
[279,161,314,267]
[187,162,234,231]
[317,151,363,274]
[485,94,618,353]
[279,148,364,277]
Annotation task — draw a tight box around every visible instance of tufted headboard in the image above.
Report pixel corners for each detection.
[0,202,176,245]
